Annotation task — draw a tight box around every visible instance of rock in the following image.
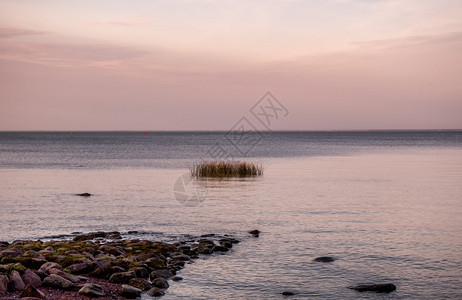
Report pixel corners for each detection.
[21,258,47,269]
[21,269,42,287]
[170,253,190,261]
[314,256,335,263]
[21,284,45,299]
[39,262,63,275]
[145,257,166,269]
[120,284,142,298]
[220,241,233,249]
[76,193,92,197]
[196,247,213,255]
[43,274,74,290]
[130,266,149,278]
[67,262,92,274]
[48,268,81,283]
[20,297,43,300]
[349,283,396,293]
[78,283,105,297]
[212,245,229,252]
[1,247,24,257]
[147,287,165,297]
[282,291,295,296]
[149,269,173,281]
[171,276,183,281]
[129,278,152,291]
[151,277,169,289]
[108,271,135,284]
[0,274,8,293]
[8,270,25,291]
[248,229,260,237]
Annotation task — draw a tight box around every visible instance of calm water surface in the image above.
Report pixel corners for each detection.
[0,131,461,299]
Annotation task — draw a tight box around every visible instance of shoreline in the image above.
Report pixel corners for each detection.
[0,231,240,299]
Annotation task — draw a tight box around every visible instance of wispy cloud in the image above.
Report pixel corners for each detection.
[0,27,48,38]
[0,41,148,68]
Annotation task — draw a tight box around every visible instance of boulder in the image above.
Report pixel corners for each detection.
[129,278,152,291]
[78,283,105,297]
[151,278,169,289]
[120,284,141,299]
[8,270,25,291]
[48,268,81,283]
[130,266,149,278]
[43,274,74,290]
[108,271,135,284]
[147,287,165,297]
[314,256,335,263]
[149,269,173,280]
[171,276,183,281]
[76,193,92,197]
[67,262,92,274]
[21,269,42,287]
[0,274,8,293]
[349,283,396,293]
[39,262,62,275]
[0,247,23,258]
[145,257,166,269]
[20,284,45,299]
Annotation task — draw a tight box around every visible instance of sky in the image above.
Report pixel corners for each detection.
[0,0,461,130]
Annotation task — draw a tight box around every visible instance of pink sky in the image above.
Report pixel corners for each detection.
[0,0,461,130]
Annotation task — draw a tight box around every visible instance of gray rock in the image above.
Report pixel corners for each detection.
[0,274,8,293]
[21,269,42,287]
[67,262,92,274]
[248,229,260,237]
[8,270,25,291]
[48,268,81,284]
[149,269,173,281]
[129,278,152,291]
[108,271,135,284]
[78,283,105,297]
[151,278,169,289]
[43,274,74,290]
[147,287,165,297]
[39,262,62,275]
[171,276,183,281]
[120,284,142,298]
[349,283,396,293]
[21,284,45,299]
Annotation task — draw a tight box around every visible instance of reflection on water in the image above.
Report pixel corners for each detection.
[1,147,462,299]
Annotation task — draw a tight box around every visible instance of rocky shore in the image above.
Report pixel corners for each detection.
[0,231,239,299]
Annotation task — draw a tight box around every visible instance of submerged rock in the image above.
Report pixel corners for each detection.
[282,291,295,296]
[248,230,260,237]
[349,283,396,293]
[313,256,335,263]
[171,276,183,281]
[76,193,92,197]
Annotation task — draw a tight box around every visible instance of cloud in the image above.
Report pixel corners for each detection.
[0,27,48,38]
[0,40,148,68]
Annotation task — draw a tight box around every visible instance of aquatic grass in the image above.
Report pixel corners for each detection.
[189,161,263,178]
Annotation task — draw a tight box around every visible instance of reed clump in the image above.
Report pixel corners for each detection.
[190,161,263,178]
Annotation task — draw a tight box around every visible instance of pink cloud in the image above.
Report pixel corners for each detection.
[0,27,48,38]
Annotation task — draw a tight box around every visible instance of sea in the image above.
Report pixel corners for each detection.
[0,131,461,299]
